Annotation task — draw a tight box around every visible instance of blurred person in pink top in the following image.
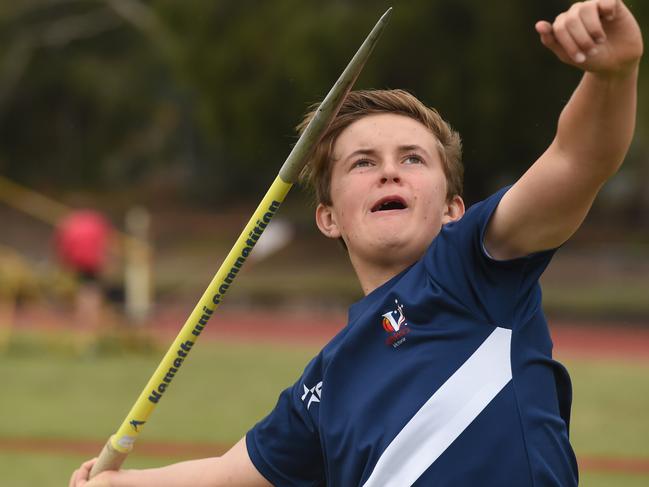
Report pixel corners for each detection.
[54,210,113,352]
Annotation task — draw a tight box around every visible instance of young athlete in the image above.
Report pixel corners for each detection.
[70,1,642,485]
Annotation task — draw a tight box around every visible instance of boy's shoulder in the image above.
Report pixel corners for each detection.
[445,186,511,233]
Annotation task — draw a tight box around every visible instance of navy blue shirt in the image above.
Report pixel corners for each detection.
[246,188,578,486]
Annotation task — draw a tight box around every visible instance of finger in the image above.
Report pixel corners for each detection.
[535,20,555,46]
[535,20,553,36]
[597,0,619,21]
[535,20,569,61]
[86,472,113,487]
[579,2,607,44]
[81,458,97,476]
[69,469,79,487]
[564,6,599,56]
[69,459,96,487]
[85,476,107,487]
[69,469,87,487]
[553,13,587,63]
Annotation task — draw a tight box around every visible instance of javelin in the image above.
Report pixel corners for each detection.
[90,7,393,477]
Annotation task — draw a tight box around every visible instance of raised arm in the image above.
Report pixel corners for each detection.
[69,438,271,487]
[484,0,643,260]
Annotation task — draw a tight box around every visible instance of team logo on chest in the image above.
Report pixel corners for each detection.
[381,299,410,348]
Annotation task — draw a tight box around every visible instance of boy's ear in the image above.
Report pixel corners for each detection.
[315,203,342,239]
[442,195,465,224]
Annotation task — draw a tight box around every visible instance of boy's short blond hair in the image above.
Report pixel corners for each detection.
[298,89,464,206]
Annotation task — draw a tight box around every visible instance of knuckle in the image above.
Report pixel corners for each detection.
[578,3,592,16]
[563,15,579,30]
[569,2,582,13]
[581,38,596,50]
[558,36,578,53]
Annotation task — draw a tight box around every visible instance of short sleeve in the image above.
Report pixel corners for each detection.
[424,186,558,327]
[246,354,325,486]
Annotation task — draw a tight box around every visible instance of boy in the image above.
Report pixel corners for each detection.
[71,0,642,485]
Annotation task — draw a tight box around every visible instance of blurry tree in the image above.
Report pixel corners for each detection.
[0,0,647,217]
[0,0,189,193]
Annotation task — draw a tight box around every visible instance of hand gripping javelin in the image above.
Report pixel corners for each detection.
[90,8,393,478]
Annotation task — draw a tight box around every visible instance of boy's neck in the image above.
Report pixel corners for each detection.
[352,257,414,296]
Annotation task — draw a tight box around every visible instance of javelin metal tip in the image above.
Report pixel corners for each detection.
[278,8,392,183]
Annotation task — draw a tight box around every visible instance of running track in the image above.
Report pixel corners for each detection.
[10,305,649,360]
[3,306,649,475]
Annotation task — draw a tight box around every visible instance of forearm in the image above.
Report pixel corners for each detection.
[485,0,643,259]
[553,63,639,179]
[85,438,270,487]
[102,458,224,487]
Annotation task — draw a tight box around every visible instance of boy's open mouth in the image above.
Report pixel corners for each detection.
[371,196,408,212]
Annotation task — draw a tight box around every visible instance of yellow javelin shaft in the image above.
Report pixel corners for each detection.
[90,7,392,477]
[90,177,292,474]
[112,177,291,451]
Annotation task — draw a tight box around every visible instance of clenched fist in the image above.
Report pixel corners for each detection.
[536,0,643,76]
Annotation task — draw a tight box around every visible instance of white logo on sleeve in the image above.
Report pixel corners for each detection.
[301,381,323,410]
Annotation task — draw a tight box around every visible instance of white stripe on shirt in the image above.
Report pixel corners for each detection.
[362,326,513,487]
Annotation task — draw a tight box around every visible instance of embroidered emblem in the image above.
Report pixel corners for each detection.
[382,299,410,348]
[301,381,323,410]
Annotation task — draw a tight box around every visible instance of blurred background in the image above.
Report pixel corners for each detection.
[0,1,648,485]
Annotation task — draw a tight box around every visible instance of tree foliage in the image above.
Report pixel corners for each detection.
[0,0,647,206]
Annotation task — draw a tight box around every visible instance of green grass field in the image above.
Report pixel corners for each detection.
[1,330,647,486]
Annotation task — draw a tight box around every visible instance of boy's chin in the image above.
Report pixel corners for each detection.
[369,238,428,263]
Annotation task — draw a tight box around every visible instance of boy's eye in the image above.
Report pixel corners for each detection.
[404,154,423,164]
[352,159,373,169]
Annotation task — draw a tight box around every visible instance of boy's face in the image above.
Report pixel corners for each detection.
[316,113,464,270]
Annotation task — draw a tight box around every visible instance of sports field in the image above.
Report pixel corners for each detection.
[1,318,648,486]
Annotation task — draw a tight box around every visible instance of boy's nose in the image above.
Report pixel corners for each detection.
[380,160,401,184]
